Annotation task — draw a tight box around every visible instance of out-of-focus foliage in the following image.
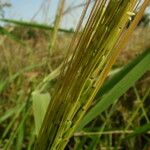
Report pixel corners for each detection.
[138,13,150,26]
[0,0,11,17]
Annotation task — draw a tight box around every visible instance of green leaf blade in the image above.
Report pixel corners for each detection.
[79,48,150,130]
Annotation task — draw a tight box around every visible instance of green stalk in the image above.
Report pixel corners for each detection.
[49,0,65,54]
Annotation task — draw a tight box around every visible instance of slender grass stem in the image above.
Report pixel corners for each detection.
[35,1,149,150]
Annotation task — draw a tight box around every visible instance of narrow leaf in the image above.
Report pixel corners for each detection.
[96,48,150,98]
[79,48,150,130]
[124,123,150,140]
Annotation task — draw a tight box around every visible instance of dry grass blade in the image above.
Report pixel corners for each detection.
[49,0,65,54]
[35,1,149,150]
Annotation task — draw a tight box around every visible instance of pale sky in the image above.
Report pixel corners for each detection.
[3,0,85,29]
[1,0,150,29]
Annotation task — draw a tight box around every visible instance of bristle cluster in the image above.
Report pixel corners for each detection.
[35,0,149,150]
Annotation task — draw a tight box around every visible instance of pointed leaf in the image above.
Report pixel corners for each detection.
[32,91,51,135]
[79,48,150,130]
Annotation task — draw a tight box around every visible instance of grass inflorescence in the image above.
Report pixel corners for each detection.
[35,0,150,150]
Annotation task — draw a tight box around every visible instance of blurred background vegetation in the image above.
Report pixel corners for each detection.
[0,0,150,150]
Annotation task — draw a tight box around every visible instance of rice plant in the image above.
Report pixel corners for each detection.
[34,0,150,150]
[0,0,150,150]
